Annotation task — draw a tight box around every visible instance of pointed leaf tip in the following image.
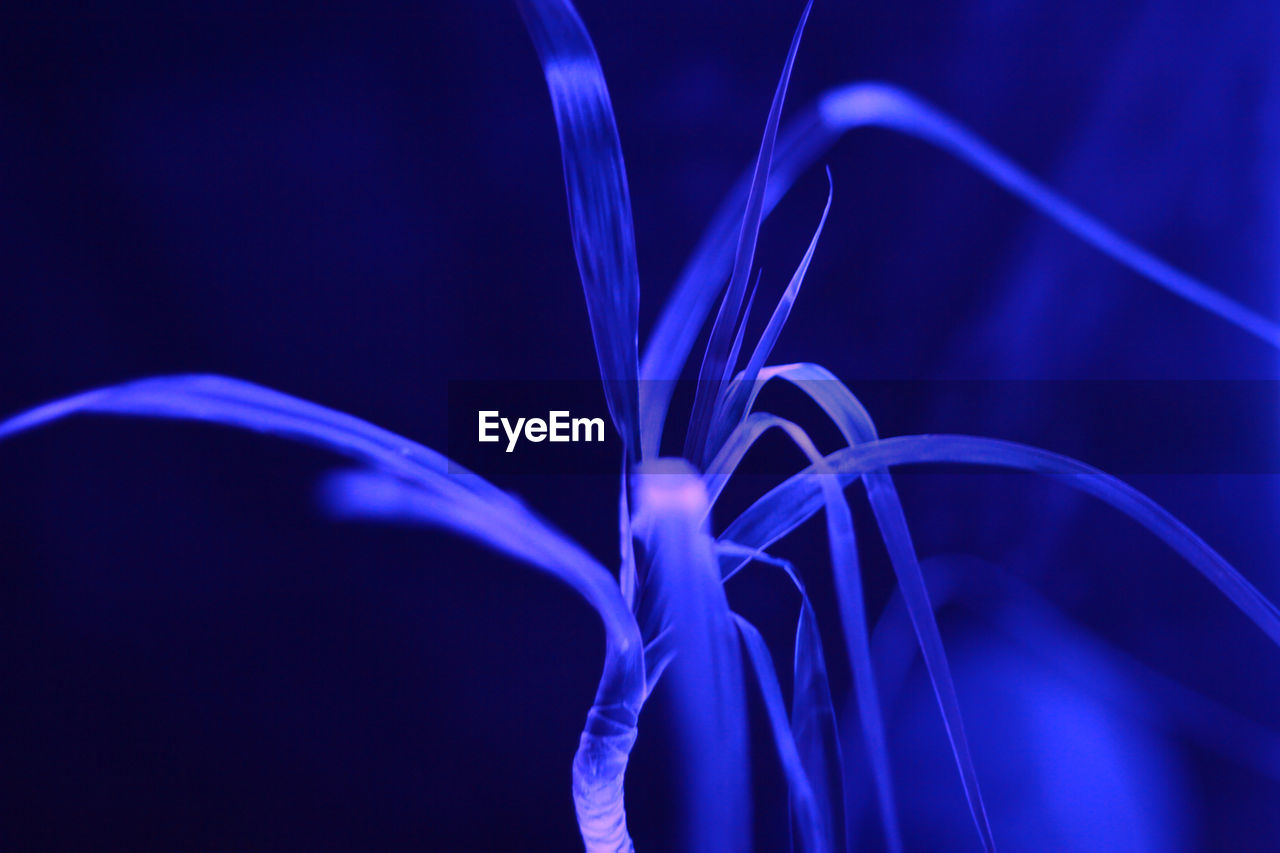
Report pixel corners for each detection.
[517,0,641,455]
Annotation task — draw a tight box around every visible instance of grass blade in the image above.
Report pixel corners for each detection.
[0,374,642,646]
[719,271,764,391]
[733,612,830,852]
[639,105,834,457]
[816,83,1280,350]
[742,364,990,848]
[793,601,846,852]
[517,0,642,453]
[726,434,1280,650]
[1,374,648,851]
[683,0,813,465]
[711,177,834,456]
[643,81,1280,458]
[321,471,645,851]
[704,413,903,849]
[723,401,1280,847]
[718,542,847,852]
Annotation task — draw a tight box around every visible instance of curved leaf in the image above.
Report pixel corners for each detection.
[641,82,1280,457]
[739,364,990,848]
[724,434,1280,650]
[733,612,829,852]
[0,374,647,852]
[639,96,834,459]
[705,414,902,850]
[710,176,835,458]
[816,83,1280,349]
[0,375,612,613]
[517,0,641,453]
[718,542,847,853]
[683,0,813,465]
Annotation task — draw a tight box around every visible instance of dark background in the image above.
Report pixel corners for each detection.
[2,0,1279,848]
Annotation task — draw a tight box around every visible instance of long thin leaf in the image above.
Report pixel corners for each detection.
[733,612,829,852]
[683,0,813,465]
[1,376,604,604]
[619,455,638,611]
[0,375,647,851]
[792,600,846,852]
[641,82,1280,458]
[517,0,641,454]
[640,105,834,457]
[723,434,1280,650]
[751,363,879,443]
[727,362,994,848]
[724,422,1280,847]
[704,413,902,850]
[710,175,834,458]
[718,542,847,853]
[815,83,1280,349]
[323,473,645,852]
[719,271,764,392]
[864,471,992,849]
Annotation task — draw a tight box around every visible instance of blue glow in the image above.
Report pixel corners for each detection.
[3,0,1279,849]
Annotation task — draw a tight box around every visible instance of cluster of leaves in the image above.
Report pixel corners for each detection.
[5,1,1280,850]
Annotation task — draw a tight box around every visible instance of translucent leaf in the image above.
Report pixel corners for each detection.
[725,433,1280,650]
[724,430,1280,848]
[730,363,989,848]
[517,0,641,453]
[0,374,647,852]
[640,82,1280,457]
[816,83,1280,349]
[683,0,813,465]
[718,542,847,853]
[733,612,829,852]
[705,414,901,849]
[710,176,834,458]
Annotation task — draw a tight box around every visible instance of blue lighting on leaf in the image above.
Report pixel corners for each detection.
[4,0,1280,849]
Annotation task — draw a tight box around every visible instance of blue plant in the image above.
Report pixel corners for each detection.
[4,0,1280,850]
